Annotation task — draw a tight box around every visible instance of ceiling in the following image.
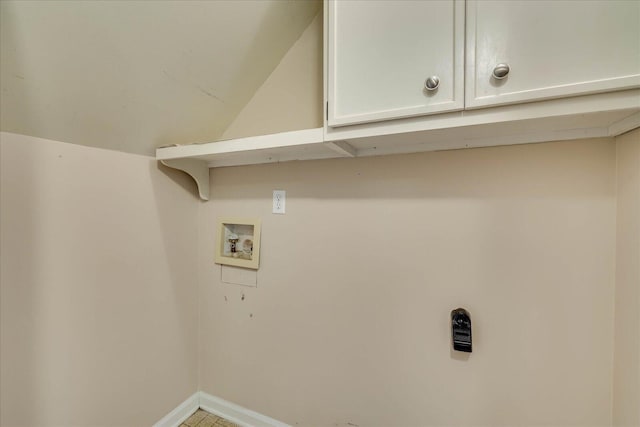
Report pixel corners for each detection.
[0,0,321,156]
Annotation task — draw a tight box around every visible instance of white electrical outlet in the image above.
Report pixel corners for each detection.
[273,190,286,214]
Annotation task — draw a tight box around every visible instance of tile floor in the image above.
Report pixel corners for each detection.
[181,409,239,427]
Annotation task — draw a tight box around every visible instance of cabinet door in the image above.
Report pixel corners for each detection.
[466,0,640,109]
[327,0,464,127]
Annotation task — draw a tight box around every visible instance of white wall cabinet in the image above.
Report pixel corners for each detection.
[327,0,465,127]
[466,0,640,109]
[327,0,640,127]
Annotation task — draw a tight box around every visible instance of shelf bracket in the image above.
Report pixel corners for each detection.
[324,140,357,157]
[608,111,640,136]
[160,158,210,201]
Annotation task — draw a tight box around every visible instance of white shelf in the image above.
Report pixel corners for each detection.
[157,90,640,201]
[156,128,352,201]
[157,128,327,166]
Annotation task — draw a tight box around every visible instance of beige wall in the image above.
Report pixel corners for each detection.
[198,138,617,426]
[220,12,323,140]
[0,132,199,426]
[613,128,640,426]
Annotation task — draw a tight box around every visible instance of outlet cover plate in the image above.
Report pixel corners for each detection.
[273,190,285,214]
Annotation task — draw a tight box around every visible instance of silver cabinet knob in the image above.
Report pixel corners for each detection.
[492,63,510,80]
[424,76,440,91]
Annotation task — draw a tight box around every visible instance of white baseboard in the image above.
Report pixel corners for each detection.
[154,391,290,427]
[153,392,200,427]
[199,392,290,427]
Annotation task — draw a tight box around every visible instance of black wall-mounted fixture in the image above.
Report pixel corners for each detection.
[451,308,472,353]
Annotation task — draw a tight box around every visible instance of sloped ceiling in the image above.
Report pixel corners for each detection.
[0,0,321,156]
